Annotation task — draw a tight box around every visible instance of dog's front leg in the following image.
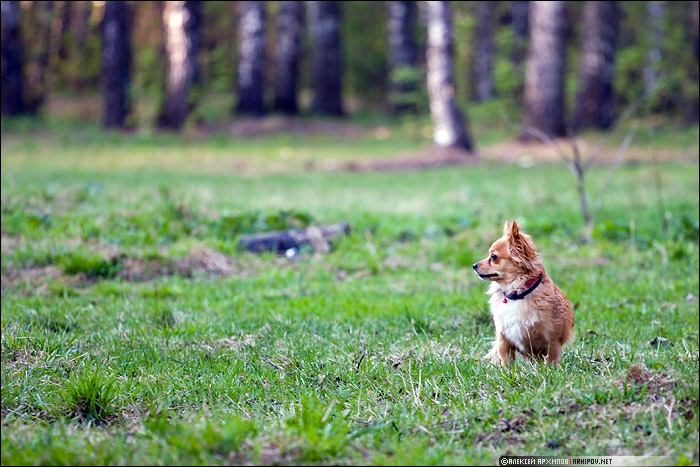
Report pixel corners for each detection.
[496,336,516,366]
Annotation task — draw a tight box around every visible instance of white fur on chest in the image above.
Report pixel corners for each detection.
[487,283,538,352]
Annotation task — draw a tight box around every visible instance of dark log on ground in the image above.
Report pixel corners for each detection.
[237,222,350,254]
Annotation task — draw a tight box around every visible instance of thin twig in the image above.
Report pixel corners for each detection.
[500,86,653,242]
[583,84,657,169]
[355,353,365,372]
[568,133,592,230]
[504,116,574,164]
[648,124,668,232]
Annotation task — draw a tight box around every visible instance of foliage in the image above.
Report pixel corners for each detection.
[616,2,699,119]
[9,1,698,123]
[341,2,391,108]
[388,66,429,113]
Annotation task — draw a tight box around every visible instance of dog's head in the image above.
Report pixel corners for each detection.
[473,221,539,283]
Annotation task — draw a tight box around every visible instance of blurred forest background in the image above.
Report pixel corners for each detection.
[1,0,698,147]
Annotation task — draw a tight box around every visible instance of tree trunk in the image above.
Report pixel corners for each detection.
[425,1,473,151]
[689,1,699,122]
[308,1,343,115]
[236,1,266,116]
[23,1,53,114]
[1,0,24,116]
[471,1,495,102]
[388,1,418,113]
[511,1,529,64]
[693,1,699,63]
[273,1,303,114]
[72,1,92,51]
[573,1,620,130]
[643,1,664,96]
[520,1,567,140]
[102,0,132,129]
[158,1,201,130]
[68,1,93,88]
[510,1,529,102]
[49,1,72,68]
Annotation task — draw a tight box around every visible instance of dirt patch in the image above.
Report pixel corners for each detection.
[208,334,257,351]
[1,233,22,256]
[225,435,301,465]
[256,438,302,466]
[338,136,697,173]
[1,348,48,370]
[1,265,64,292]
[173,247,234,277]
[118,257,172,282]
[2,245,274,292]
[119,247,237,281]
[482,138,698,165]
[228,116,371,139]
[615,363,675,395]
[496,415,528,434]
[474,414,529,447]
[1,402,53,422]
[343,147,477,172]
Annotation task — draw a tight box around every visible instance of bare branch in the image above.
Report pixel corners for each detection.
[567,134,591,228]
[502,112,576,169]
[647,123,668,232]
[583,84,656,169]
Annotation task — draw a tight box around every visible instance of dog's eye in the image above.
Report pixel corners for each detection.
[490,254,498,262]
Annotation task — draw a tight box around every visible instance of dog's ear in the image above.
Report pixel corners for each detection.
[503,220,521,240]
[507,222,538,271]
[503,220,512,237]
[510,220,521,239]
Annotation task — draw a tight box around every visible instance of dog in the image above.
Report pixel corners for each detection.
[473,221,574,366]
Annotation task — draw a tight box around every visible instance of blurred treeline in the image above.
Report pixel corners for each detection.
[3,1,699,129]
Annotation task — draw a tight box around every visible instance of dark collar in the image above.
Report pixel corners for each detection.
[504,274,543,301]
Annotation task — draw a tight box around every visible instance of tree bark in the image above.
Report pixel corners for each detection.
[471,1,496,102]
[388,1,418,113]
[1,1,24,116]
[573,1,620,130]
[643,1,664,96]
[425,1,473,151]
[236,1,266,116]
[693,1,699,63]
[67,1,93,88]
[72,1,92,52]
[273,1,303,114]
[158,1,201,130]
[689,1,699,122]
[23,1,53,114]
[511,1,529,67]
[49,1,72,67]
[520,1,567,140]
[102,0,132,129]
[308,1,343,115]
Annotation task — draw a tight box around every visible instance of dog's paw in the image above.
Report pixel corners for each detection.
[484,345,501,365]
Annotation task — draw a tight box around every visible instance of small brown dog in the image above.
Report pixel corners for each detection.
[473,221,574,366]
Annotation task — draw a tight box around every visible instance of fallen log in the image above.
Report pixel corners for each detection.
[237,222,350,254]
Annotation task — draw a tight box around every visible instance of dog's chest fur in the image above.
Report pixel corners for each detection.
[487,283,539,352]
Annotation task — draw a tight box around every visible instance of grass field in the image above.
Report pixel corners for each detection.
[1,115,698,465]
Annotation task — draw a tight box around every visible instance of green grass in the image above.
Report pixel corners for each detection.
[1,117,698,465]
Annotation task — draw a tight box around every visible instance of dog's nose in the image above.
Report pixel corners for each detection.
[472,263,478,270]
